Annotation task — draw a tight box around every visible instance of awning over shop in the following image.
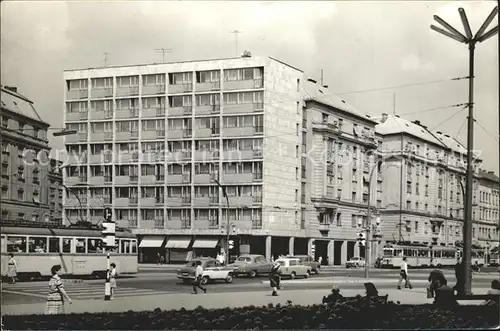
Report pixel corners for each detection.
[139,236,166,248]
[192,238,220,249]
[165,237,192,249]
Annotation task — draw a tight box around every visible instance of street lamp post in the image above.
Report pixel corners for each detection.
[214,178,231,265]
[430,6,498,296]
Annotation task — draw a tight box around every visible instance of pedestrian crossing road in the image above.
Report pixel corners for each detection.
[1,280,174,303]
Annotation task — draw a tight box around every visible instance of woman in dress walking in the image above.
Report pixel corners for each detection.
[110,263,117,300]
[6,254,17,284]
[45,265,72,314]
[269,261,282,296]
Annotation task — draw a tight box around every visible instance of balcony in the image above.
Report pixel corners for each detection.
[222,149,261,161]
[192,196,212,207]
[167,173,191,184]
[66,111,89,122]
[66,153,87,165]
[223,103,263,115]
[196,104,220,116]
[65,175,87,186]
[194,127,219,138]
[196,81,220,92]
[116,130,139,142]
[143,84,165,96]
[167,128,192,139]
[223,126,259,137]
[193,150,219,161]
[116,151,139,164]
[168,106,192,117]
[228,196,254,207]
[142,129,164,140]
[88,176,105,186]
[116,85,139,97]
[88,153,104,164]
[312,121,342,135]
[192,218,220,230]
[193,173,218,184]
[91,87,113,99]
[141,197,156,207]
[65,132,88,143]
[90,110,112,121]
[89,131,112,142]
[114,175,136,185]
[224,78,263,91]
[222,172,254,184]
[166,151,191,162]
[141,174,156,185]
[141,151,163,163]
[64,198,81,208]
[166,196,191,207]
[115,197,132,207]
[168,83,193,94]
[66,89,88,100]
[252,219,263,229]
[142,106,165,118]
[115,108,139,119]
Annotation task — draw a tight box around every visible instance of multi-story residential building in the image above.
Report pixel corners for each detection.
[375,114,483,250]
[301,79,381,265]
[0,86,62,224]
[477,169,500,256]
[47,158,64,224]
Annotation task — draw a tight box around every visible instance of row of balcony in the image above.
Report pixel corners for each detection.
[68,149,263,164]
[65,127,263,143]
[66,103,264,122]
[66,79,264,101]
[66,172,263,186]
[65,195,263,209]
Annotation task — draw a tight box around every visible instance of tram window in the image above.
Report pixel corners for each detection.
[433,251,442,258]
[121,240,130,254]
[395,249,403,257]
[28,237,48,253]
[383,249,393,257]
[131,240,137,253]
[48,238,60,253]
[62,238,73,253]
[443,251,454,258]
[88,239,103,253]
[76,238,86,253]
[7,236,27,253]
[418,250,428,257]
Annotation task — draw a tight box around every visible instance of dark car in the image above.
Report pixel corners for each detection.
[177,258,234,285]
[228,254,272,278]
[288,255,321,274]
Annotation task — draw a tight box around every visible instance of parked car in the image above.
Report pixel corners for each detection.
[276,258,312,279]
[288,255,321,274]
[177,258,234,285]
[228,254,272,278]
[346,257,366,268]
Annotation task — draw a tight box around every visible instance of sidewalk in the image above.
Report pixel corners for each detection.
[1,287,490,316]
[260,277,432,285]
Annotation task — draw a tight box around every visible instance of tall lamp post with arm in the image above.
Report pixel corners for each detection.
[214,178,231,265]
[430,6,498,296]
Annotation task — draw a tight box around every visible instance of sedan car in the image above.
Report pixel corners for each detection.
[288,255,321,274]
[276,258,312,279]
[228,254,272,278]
[346,257,366,268]
[177,258,234,285]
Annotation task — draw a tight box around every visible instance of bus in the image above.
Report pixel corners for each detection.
[380,244,485,268]
[1,225,138,280]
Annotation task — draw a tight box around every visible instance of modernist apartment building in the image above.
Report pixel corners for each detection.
[0,86,63,224]
[62,55,386,264]
[375,114,500,253]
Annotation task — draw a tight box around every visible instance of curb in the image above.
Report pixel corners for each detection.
[260,278,430,285]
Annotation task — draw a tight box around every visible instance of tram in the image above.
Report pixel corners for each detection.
[380,244,485,268]
[1,224,138,279]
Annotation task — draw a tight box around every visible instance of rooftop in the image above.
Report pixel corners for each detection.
[375,114,447,148]
[1,86,48,126]
[479,169,500,183]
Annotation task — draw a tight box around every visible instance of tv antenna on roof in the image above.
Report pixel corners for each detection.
[230,30,243,56]
[154,48,172,63]
[103,52,110,67]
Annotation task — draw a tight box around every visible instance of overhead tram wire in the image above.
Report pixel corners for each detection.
[455,117,467,140]
[475,119,499,142]
[398,103,468,116]
[429,105,467,131]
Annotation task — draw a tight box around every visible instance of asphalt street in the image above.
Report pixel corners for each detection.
[2,268,497,305]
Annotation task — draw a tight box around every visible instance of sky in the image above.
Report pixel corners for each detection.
[1,0,498,172]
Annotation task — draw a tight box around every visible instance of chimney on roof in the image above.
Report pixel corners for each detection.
[395,115,400,118]
[381,113,389,123]
[241,50,252,58]
[445,134,450,138]
[436,131,442,135]
[307,78,317,84]
[421,125,428,129]
[323,85,328,88]
[5,86,17,93]
[413,120,421,126]
[488,171,494,174]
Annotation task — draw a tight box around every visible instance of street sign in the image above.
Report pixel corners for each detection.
[228,240,234,250]
[104,208,113,222]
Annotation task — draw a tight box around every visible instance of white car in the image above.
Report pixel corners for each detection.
[177,258,234,284]
[275,258,312,279]
[346,257,366,268]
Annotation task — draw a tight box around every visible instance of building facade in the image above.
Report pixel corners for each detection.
[477,170,500,255]
[0,86,63,225]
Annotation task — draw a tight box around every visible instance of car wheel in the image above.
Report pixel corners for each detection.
[200,276,209,285]
[249,270,257,278]
[305,270,310,278]
[315,267,320,275]
[355,263,359,268]
[225,274,233,283]
[290,272,296,280]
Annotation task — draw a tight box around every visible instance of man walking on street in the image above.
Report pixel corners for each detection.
[192,261,207,294]
[397,257,413,290]
[454,257,465,297]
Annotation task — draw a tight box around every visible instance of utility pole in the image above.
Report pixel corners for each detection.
[154,48,172,63]
[393,93,396,115]
[430,6,498,296]
[320,69,324,86]
[103,52,109,67]
[230,30,242,57]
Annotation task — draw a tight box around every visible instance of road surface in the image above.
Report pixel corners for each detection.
[2,267,497,305]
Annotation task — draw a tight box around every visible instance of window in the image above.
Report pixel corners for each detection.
[406,183,412,194]
[62,238,72,253]
[28,237,48,253]
[76,238,86,253]
[131,240,137,253]
[48,238,60,253]
[7,236,27,252]
[87,239,103,253]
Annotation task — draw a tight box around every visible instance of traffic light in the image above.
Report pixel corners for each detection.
[357,232,366,247]
[104,208,112,222]
[228,240,234,250]
[102,220,115,248]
